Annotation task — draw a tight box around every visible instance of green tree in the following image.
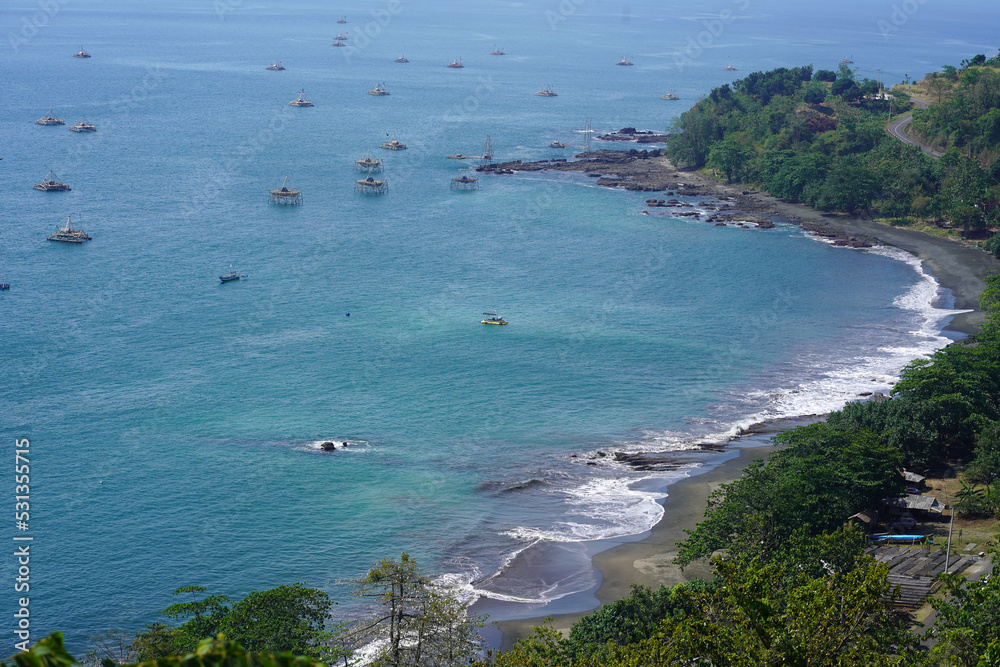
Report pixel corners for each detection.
[927,547,1000,666]
[347,553,484,667]
[708,140,753,183]
[676,423,904,566]
[218,584,332,659]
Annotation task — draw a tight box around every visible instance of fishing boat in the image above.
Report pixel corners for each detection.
[447,58,464,68]
[380,136,407,150]
[660,90,679,100]
[337,16,347,23]
[368,82,390,96]
[47,215,90,242]
[334,33,348,41]
[481,312,507,325]
[35,110,65,125]
[34,170,71,191]
[617,56,634,66]
[394,54,409,63]
[840,55,854,64]
[288,90,314,107]
[724,63,738,71]
[73,48,91,58]
[490,45,505,55]
[0,282,9,290]
[549,141,567,149]
[332,41,346,47]
[535,84,558,97]
[266,61,285,70]
[69,118,97,132]
[219,267,244,283]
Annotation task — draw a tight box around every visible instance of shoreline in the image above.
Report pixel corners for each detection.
[494,441,777,650]
[490,150,1000,650]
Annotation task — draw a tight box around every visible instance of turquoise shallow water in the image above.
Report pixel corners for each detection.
[0,0,993,650]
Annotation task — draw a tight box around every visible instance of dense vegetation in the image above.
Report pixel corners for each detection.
[488,272,1000,666]
[665,58,1000,252]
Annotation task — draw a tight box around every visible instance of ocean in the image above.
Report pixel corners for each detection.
[0,0,994,652]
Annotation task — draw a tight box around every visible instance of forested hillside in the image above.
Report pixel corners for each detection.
[665,58,1000,255]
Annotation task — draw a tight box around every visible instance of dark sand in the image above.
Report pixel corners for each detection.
[492,153,999,649]
[495,444,775,649]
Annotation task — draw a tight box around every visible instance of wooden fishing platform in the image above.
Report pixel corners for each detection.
[269,177,302,204]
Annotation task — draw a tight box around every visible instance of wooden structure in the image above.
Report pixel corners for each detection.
[269,177,302,204]
[34,170,71,191]
[451,174,478,191]
[35,110,65,125]
[381,136,406,150]
[69,118,97,132]
[355,151,383,173]
[867,544,978,608]
[355,174,388,195]
[480,135,494,167]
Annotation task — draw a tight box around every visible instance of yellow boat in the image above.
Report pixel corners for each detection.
[481,312,507,325]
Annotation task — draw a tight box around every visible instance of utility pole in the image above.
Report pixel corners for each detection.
[945,507,956,573]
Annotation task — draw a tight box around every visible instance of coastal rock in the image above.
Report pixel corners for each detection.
[320,441,337,451]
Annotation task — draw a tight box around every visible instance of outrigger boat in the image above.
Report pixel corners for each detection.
[73,47,91,58]
[447,58,464,68]
[69,118,97,132]
[289,90,314,106]
[368,82,390,95]
[266,61,285,70]
[47,215,91,242]
[549,141,567,149]
[481,312,507,325]
[490,45,505,55]
[35,110,65,125]
[332,40,346,47]
[334,33,348,40]
[394,54,409,63]
[535,84,558,97]
[617,56,634,66]
[380,136,407,150]
[337,16,347,23]
[660,90,679,100]
[34,170,71,191]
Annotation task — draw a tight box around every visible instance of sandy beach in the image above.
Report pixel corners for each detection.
[492,151,1000,650]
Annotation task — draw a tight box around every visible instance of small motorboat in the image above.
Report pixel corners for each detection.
[219,267,245,283]
[481,312,508,325]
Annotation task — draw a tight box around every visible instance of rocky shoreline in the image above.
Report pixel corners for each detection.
[478,150,879,247]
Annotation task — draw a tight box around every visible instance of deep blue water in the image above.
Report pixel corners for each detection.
[0,0,993,652]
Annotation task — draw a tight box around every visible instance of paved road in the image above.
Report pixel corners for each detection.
[887,97,943,157]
